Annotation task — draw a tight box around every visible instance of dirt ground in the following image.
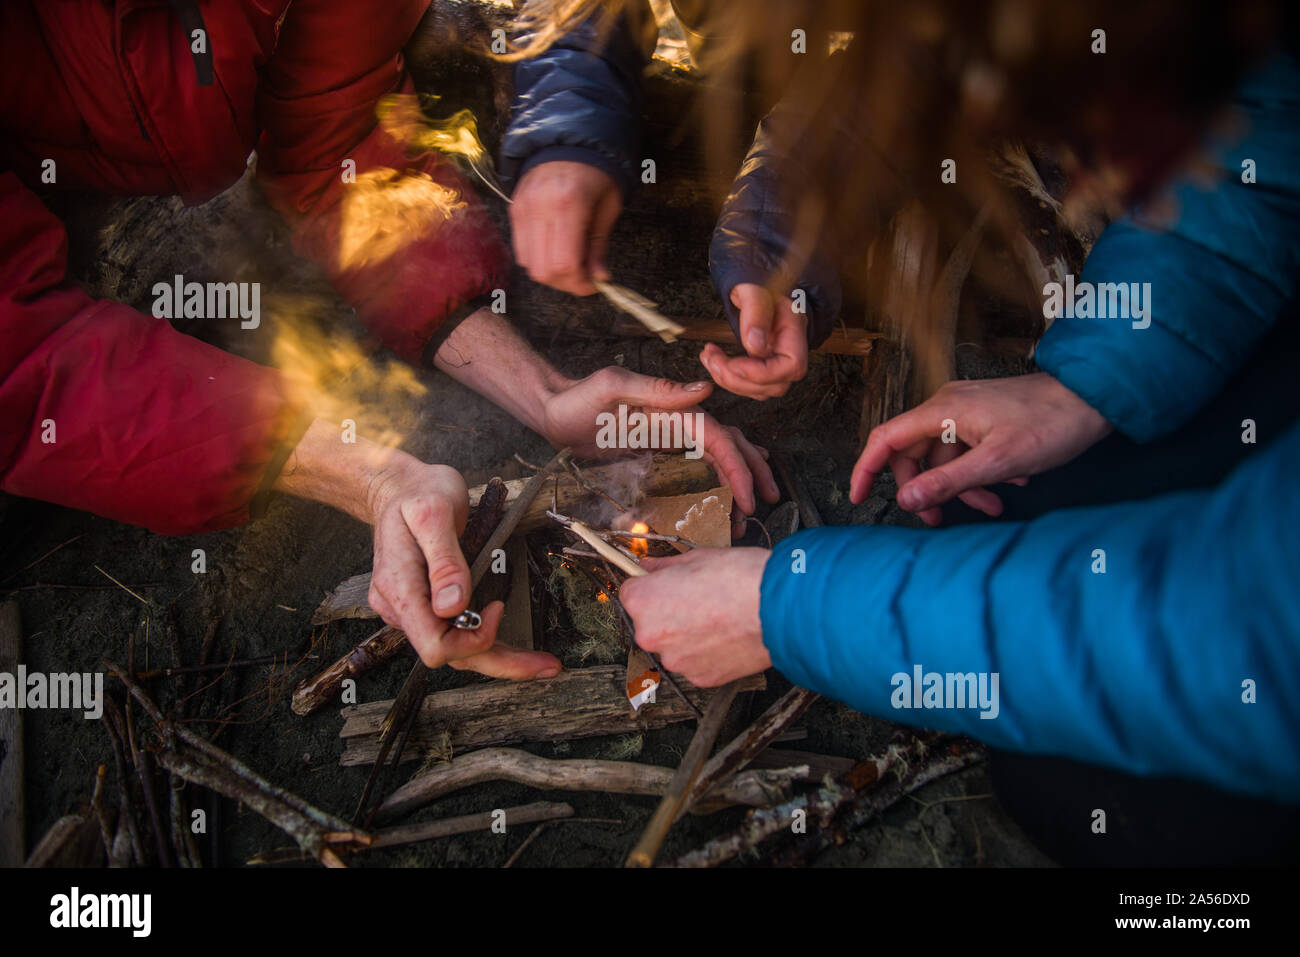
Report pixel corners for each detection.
[0,8,1055,868]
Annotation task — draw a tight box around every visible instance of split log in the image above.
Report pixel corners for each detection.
[0,600,25,866]
[312,454,716,625]
[375,747,811,821]
[495,538,533,650]
[339,666,765,766]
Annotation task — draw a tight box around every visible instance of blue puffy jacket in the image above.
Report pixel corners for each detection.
[762,54,1300,803]
[500,3,842,348]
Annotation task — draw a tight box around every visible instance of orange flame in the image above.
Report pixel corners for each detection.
[627,522,651,557]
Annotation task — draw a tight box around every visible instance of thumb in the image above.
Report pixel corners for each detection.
[730,284,776,357]
[586,188,621,281]
[404,499,472,619]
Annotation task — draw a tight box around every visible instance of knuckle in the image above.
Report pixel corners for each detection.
[424,555,465,587]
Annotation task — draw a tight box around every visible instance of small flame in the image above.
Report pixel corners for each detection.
[627,522,651,557]
[596,592,610,603]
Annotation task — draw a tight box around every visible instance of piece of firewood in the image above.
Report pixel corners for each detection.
[679,685,820,820]
[673,734,984,868]
[375,747,811,821]
[747,748,857,781]
[626,678,742,867]
[339,667,765,766]
[291,625,407,716]
[251,801,575,864]
[312,454,716,625]
[0,600,25,866]
[495,538,533,650]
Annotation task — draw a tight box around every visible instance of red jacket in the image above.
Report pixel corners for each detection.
[0,0,507,534]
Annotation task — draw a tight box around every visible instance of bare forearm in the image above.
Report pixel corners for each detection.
[431,307,572,438]
[272,418,410,524]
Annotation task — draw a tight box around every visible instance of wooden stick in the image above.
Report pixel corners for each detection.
[594,279,686,342]
[0,601,25,866]
[24,813,103,868]
[678,685,820,820]
[340,667,763,765]
[625,679,742,867]
[291,625,406,716]
[375,747,810,821]
[554,516,646,578]
[250,802,576,864]
[156,749,344,868]
[105,658,356,836]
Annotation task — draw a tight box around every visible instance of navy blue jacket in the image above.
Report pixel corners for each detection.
[500,6,842,347]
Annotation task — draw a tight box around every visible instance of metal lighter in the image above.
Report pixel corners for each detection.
[450,609,482,630]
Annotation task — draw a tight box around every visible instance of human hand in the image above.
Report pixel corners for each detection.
[620,547,773,687]
[699,284,809,400]
[850,372,1113,525]
[365,458,561,679]
[538,365,781,522]
[509,161,621,296]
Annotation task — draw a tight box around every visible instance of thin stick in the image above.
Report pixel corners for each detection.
[625,679,742,867]
[594,279,686,342]
[104,659,355,835]
[551,515,645,578]
[93,565,150,605]
[90,765,114,863]
[0,534,84,583]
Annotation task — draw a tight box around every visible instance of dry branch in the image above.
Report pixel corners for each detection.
[291,625,406,716]
[24,813,103,868]
[252,801,575,864]
[679,685,820,820]
[375,747,811,821]
[672,735,985,867]
[626,679,742,867]
[340,666,764,766]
